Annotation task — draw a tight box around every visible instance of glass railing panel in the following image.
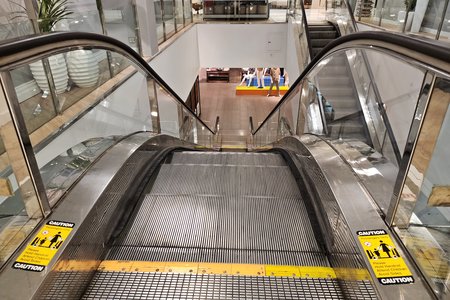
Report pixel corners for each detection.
[354,2,379,27]
[10,62,58,134]
[184,0,193,24]
[0,18,34,40]
[289,1,310,69]
[156,85,181,138]
[66,1,103,34]
[393,77,450,297]
[61,49,112,112]
[4,49,157,207]
[110,51,132,76]
[438,3,450,44]
[163,0,176,39]
[154,0,165,43]
[378,0,404,32]
[254,111,279,147]
[0,102,43,268]
[101,0,140,53]
[175,0,185,31]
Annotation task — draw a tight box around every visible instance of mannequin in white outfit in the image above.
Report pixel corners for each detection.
[256,67,266,88]
[239,68,256,86]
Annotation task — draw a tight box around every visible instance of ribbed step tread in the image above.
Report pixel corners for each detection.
[81,272,378,300]
[150,164,300,197]
[310,31,338,39]
[107,246,328,266]
[115,194,320,252]
[311,38,334,48]
[308,25,336,31]
[170,151,286,166]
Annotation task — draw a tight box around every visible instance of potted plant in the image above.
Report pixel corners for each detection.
[26,0,73,94]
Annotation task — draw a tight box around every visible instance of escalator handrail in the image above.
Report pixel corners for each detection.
[298,0,314,61]
[343,0,359,32]
[252,30,450,136]
[0,32,216,135]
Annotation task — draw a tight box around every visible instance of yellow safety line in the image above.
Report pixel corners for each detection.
[54,260,370,280]
[236,86,289,91]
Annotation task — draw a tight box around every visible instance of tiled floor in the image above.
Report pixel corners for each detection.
[198,68,281,146]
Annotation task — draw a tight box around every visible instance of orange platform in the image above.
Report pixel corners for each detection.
[236,86,289,96]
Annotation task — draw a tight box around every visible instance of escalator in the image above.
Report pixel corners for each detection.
[35,140,378,299]
[0,22,448,300]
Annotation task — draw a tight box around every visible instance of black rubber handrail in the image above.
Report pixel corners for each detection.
[0,32,216,135]
[298,0,314,60]
[253,30,450,135]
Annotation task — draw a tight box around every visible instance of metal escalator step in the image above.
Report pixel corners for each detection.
[170,151,287,166]
[80,271,377,300]
[107,246,329,266]
[115,194,320,253]
[150,164,300,197]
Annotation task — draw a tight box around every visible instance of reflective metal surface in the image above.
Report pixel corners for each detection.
[327,139,398,215]
[278,135,434,299]
[0,132,153,300]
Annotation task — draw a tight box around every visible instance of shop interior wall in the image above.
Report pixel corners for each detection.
[149,26,200,101]
[196,23,288,69]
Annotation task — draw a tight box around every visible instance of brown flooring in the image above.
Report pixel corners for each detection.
[198,68,281,146]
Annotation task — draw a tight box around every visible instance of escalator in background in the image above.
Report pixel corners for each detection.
[0,23,448,300]
[308,23,340,58]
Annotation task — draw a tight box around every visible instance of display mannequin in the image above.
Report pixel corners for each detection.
[256,67,265,88]
[267,67,281,97]
[239,68,256,86]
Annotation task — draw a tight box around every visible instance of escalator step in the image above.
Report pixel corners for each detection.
[80,271,377,300]
[170,152,287,166]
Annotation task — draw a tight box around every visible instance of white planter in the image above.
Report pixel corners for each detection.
[29,54,69,94]
[67,50,100,88]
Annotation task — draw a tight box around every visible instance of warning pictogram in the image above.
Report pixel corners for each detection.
[357,229,414,285]
[13,220,74,272]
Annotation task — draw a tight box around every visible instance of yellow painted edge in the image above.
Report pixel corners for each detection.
[55,260,370,280]
[236,86,289,91]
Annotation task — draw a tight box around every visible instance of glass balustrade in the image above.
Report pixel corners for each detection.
[393,77,450,297]
[351,0,450,45]
[0,40,215,268]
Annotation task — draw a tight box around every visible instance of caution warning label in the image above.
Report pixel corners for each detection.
[357,229,414,285]
[13,220,74,272]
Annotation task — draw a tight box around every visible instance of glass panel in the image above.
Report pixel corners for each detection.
[154,0,165,42]
[175,0,184,30]
[438,1,450,44]
[354,0,377,25]
[394,77,450,297]
[0,1,35,38]
[10,61,58,134]
[156,84,181,137]
[61,50,112,111]
[65,1,103,34]
[0,92,43,268]
[184,0,193,24]
[101,0,140,53]
[164,0,176,38]
[378,0,404,32]
[412,0,443,39]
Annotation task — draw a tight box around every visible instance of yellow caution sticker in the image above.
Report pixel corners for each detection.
[13,220,75,272]
[357,229,414,285]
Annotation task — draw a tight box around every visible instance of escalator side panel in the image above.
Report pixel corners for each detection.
[276,135,434,299]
